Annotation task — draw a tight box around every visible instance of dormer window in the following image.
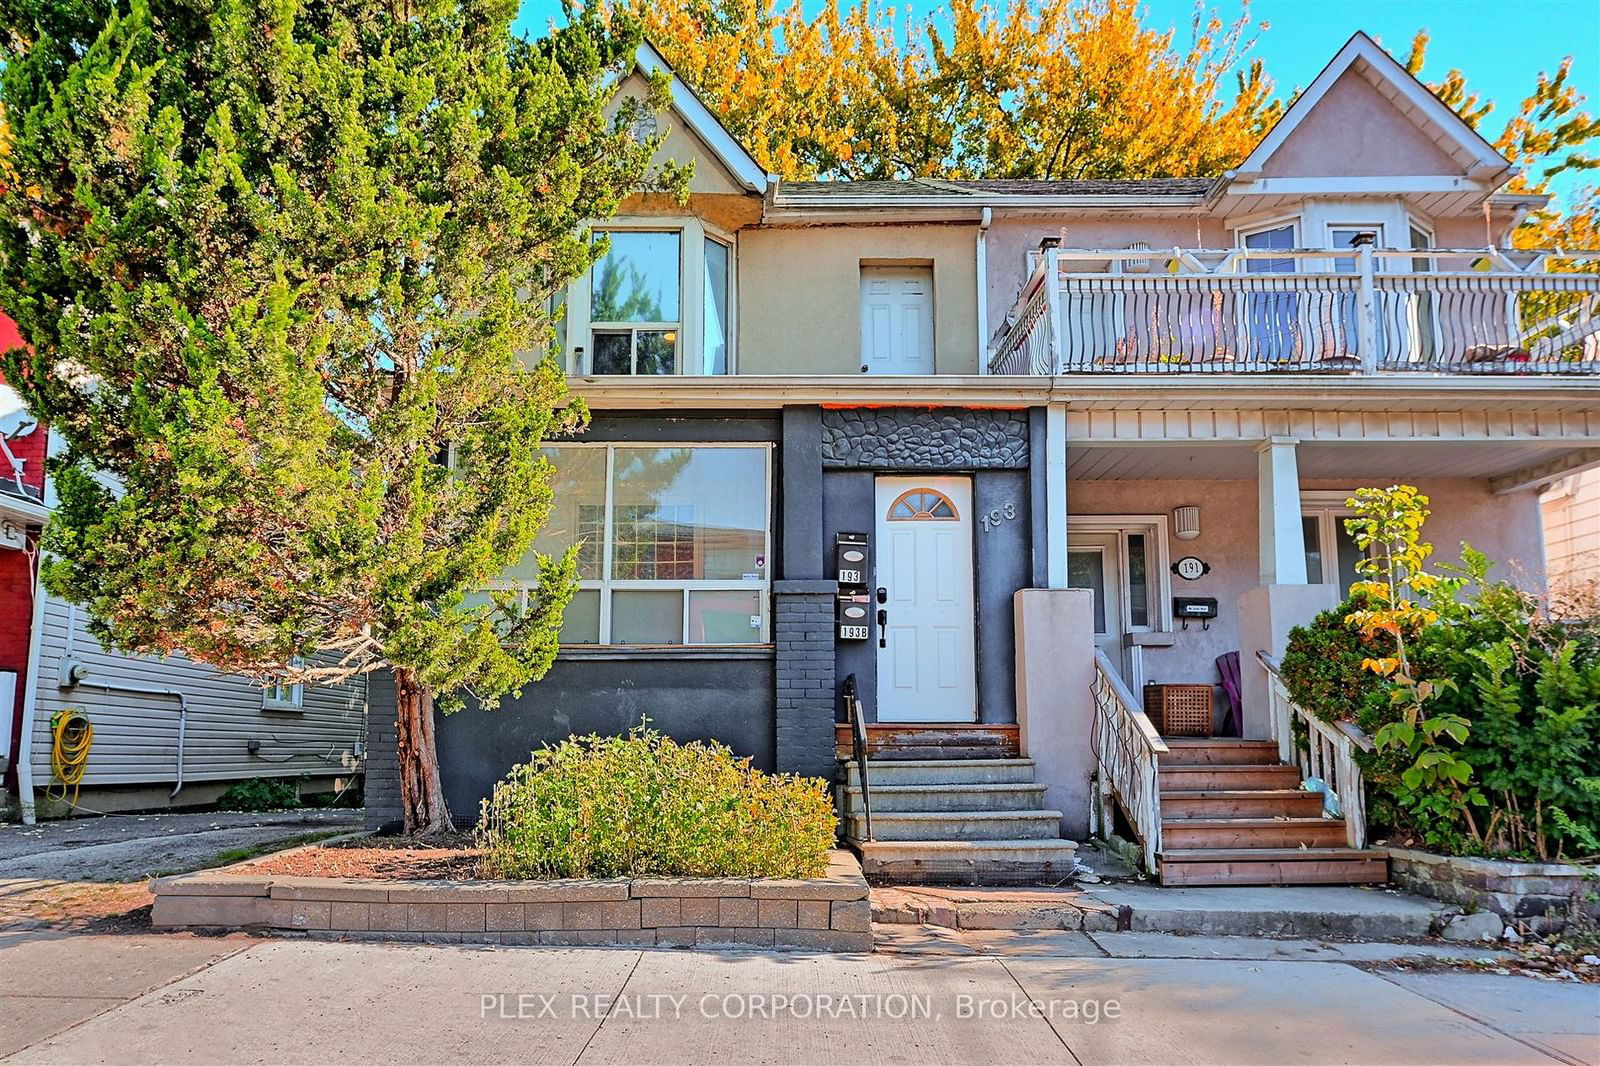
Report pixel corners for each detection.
[566,219,735,376]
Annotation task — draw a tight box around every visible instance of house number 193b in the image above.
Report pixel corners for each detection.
[980,502,1017,532]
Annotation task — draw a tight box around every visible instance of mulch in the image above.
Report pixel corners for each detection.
[240,833,486,880]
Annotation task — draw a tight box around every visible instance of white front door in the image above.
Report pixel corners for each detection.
[874,476,976,722]
[860,267,934,374]
[1068,533,1127,682]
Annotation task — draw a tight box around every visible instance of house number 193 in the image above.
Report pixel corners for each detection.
[980,502,1017,532]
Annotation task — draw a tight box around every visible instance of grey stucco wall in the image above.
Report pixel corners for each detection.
[367,653,778,831]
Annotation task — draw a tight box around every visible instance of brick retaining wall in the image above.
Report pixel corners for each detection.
[152,849,872,952]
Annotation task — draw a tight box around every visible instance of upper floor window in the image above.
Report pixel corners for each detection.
[566,219,734,376]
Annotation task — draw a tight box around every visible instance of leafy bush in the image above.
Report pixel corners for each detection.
[1280,591,1393,734]
[477,727,835,879]
[1282,525,1600,861]
[216,777,301,812]
[1413,548,1600,861]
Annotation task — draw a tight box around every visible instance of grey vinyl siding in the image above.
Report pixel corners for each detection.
[28,596,365,787]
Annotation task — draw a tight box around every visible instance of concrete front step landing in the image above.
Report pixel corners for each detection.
[843,782,1048,812]
[841,754,1077,885]
[843,758,1037,787]
[846,809,1064,842]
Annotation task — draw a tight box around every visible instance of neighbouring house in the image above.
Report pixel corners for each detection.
[1542,469,1600,591]
[0,325,367,822]
[337,32,1585,884]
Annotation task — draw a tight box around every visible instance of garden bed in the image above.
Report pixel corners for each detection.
[150,844,872,951]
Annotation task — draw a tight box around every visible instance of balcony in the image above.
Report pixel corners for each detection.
[990,245,1600,376]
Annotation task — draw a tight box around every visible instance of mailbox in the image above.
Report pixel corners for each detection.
[836,593,871,641]
[835,532,869,589]
[1173,596,1219,630]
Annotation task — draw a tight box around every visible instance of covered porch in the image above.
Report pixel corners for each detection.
[1037,394,1600,885]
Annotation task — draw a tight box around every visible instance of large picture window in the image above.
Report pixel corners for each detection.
[508,444,771,646]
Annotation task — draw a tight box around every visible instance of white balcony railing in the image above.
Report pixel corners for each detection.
[1089,650,1168,871]
[990,245,1600,375]
[1258,651,1373,850]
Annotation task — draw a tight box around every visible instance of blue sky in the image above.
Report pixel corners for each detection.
[514,0,1598,200]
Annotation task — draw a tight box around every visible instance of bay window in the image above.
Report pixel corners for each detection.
[567,219,736,375]
[508,443,771,646]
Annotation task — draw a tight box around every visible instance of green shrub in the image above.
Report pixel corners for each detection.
[1414,548,1600,861]
[477,726,836,880]
[216,776,301,812]
[1280,591,1393,733]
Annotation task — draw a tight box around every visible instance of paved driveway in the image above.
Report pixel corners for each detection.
[2,933,1594,1065]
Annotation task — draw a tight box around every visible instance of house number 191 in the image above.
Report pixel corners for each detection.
[980,502,1017,532]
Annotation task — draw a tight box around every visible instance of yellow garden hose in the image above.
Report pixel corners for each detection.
[47,708,93,808]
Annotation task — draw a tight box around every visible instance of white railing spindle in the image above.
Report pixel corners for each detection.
[1090,649,1168,872]
[1257,650,1374,850]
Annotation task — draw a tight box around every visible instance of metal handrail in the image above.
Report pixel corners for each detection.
[842,674,873,842]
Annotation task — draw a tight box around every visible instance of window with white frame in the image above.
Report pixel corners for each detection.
[497,443,771,646]
[1302,494,1366,594]
[568,220,735,376]
[263,660,305,711]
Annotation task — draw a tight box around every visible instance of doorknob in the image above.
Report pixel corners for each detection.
[877,608,888,648]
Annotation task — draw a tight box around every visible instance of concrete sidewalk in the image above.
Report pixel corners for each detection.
[3,932,1593,1065]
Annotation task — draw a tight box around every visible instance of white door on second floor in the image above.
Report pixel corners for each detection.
[860,267,934,374]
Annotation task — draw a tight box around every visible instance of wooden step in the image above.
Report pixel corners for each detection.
[1160,790,1326,819]
[1157,847,1389,887]
[835,723,1019,760]
[1160,817,1348,850]
[1158,739,1280,766]
[1158,764,1302,791]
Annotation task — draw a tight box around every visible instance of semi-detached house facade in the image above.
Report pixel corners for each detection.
[366,34,1600,886]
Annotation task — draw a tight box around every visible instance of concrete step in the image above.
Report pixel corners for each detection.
[1160,790,1326,819]
[857,838,1079,885]
[1158,764,1302,791]
[1158,739,1281,766]
[1160,817,1349,850]
[843,758,1037,787]
[842,782,1048,813]
[845,809,1064,842]
[1157,847,1389,887]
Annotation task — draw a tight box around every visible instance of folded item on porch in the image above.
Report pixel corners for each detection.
[1215,652,1242,736]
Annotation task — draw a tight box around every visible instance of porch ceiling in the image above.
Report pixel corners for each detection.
[1067,441,1591,483]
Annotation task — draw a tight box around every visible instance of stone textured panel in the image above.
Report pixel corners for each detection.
[821,409,1029,470]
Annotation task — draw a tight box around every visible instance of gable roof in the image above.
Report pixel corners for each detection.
[1235,31,1513,183]
[634,41,771,195]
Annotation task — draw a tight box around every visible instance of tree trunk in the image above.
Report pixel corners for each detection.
[394,667,455,836]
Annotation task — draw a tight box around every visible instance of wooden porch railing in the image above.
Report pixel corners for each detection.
[990,245,1600,375]
[1089,649,1168,872]
[1257,650,1374,850]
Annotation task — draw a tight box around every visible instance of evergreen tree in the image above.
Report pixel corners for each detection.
[0,0,678,833]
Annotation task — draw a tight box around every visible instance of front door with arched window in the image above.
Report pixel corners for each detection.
[873,475,977,722]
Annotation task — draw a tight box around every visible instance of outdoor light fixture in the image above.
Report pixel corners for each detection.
[1174,505,1201,540]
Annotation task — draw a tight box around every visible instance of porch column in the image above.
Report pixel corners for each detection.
[1257,436,1308,585]
[1045,403,1069,588]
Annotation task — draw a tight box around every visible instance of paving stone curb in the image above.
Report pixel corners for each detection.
[151,849,871,952]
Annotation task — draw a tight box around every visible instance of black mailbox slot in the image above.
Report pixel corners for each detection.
[835,532,869,589]
[1173,596,1219,630]
[836,593,871,641]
